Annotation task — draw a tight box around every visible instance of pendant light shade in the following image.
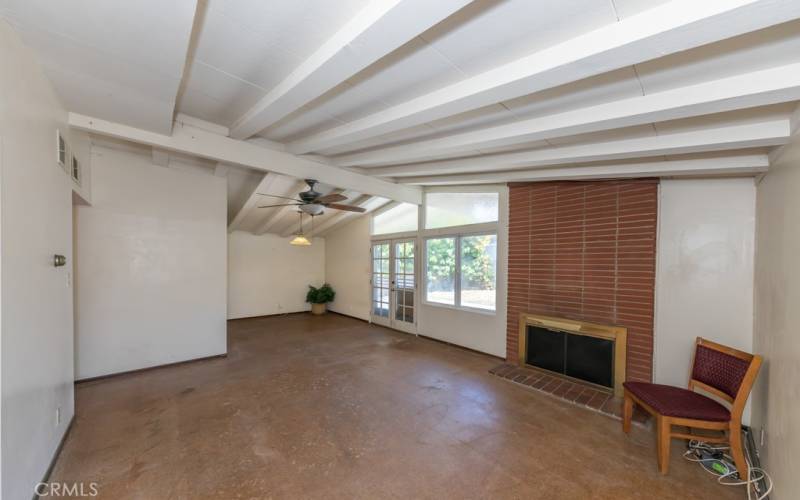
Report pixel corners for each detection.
[289,234,311,246]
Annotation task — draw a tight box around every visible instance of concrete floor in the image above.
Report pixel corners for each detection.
[51,314,741,499]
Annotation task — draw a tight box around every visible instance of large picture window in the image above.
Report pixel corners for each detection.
[425,233,497,311]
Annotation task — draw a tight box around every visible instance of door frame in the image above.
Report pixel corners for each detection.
[370,238,418,334]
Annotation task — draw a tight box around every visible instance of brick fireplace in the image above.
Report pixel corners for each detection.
[506,179,657,383]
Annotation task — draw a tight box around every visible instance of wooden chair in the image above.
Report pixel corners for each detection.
[622,337,762,476]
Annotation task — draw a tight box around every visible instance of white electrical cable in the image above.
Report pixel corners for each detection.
[683,440,773,500]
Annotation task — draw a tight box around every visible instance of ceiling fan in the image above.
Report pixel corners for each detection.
[257,179,366,216]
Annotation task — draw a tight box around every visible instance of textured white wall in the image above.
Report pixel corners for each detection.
[324,217,371,321]
[752,133,800,499]
[228,231,326,319]
[75,146,227,379]
[654,178,756,420]
[0,20,91,500]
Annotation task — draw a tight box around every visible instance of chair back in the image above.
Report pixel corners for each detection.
[689,337,762,422]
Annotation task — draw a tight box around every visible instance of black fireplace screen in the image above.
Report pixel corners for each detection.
[525,325,614,388]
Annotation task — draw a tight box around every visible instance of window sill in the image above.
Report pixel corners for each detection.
[421,300,497,317]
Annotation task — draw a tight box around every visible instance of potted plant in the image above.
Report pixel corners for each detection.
[306,283,335,315]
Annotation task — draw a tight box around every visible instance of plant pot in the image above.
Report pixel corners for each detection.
[311,303,327,315]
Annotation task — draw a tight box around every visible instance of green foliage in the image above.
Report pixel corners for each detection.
[306,283,336,304]
[426,238,456,290]
[426,236,496,290]
[461,235,496,289]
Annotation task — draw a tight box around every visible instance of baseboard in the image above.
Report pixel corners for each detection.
[227,310,309,321]
[327,310,370,323]
[34,414,75,500]
[75,353,227,384]
[416,333,505,361]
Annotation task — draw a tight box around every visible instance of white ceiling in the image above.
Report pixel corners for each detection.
[5,0,800,235]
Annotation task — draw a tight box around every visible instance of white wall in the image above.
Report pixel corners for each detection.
[325,217,371,321]
[228,231,325,319]
[75,146,227,379]
[752,133,800,499]
[0,20,90,500]
[654,178,756,420]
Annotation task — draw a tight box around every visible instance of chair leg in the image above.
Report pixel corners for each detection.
[622,392,633,434]
[656,416,671,474]
[729,423,749,480]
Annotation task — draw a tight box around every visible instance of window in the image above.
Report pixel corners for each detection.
[372,203,418,235]
[425,233,497,311]
[460,234,497,310]
[425,192,498,229]
[56,130,66,167]
[71,155,81,184]
[425,237,455,305]
[372,243,390,317]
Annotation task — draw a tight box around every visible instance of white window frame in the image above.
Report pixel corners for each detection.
[56,129,67,168]
[368,184,506,320]
[423,230,498,315]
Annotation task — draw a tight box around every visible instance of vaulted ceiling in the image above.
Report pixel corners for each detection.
[3,0,800,235]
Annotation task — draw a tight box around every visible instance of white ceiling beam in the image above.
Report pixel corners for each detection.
[228,173,281,233]
[175,113,230,136]
[152,148,170,167]
[371,119,791,177]
[68,113,421,204]
[335,63,800,167]
[399,154,770,185]
[255,180,308,235]
[290,0,800,154]
[229,0,472,140]
[214,163,230,177]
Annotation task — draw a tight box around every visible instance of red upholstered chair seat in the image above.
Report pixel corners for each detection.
[623,382,730,422]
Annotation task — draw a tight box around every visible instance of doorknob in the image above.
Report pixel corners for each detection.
[53,254,67,267]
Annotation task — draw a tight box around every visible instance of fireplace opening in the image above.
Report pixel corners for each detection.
[526,326,614,389]
[518,313,627,396]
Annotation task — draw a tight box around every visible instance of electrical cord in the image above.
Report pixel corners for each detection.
[683,440,773,500]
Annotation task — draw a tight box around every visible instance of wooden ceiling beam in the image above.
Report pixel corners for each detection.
[334,62,800,167]
[228,0,473,140]
[398,155,771,185]
[370,119,791,177]
[228,172,281,233]
[69,113,422,204]
[289,0,800,154]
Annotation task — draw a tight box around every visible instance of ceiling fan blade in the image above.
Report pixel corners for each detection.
[257,203,301,208]
[256,193,303,202]
[316,193,347,204]
[327,203,367,213]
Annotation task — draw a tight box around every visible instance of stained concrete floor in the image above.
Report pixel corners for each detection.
[50,313,741,499]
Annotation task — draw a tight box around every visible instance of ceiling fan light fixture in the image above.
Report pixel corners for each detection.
[300,203,324,216]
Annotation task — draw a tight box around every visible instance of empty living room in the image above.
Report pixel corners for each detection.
[2,0,800,498]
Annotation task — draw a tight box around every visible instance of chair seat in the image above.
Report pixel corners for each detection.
[623,382,731,422]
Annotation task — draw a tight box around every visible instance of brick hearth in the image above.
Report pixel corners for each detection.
[488,363,650,425]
